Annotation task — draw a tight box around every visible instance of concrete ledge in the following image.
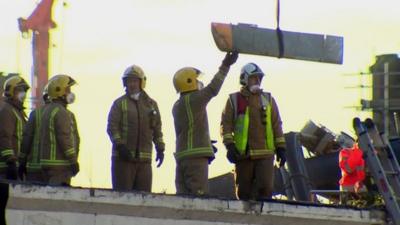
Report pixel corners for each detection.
[5,184,386,225]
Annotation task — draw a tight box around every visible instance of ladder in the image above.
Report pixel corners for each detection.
[353,117,400,224]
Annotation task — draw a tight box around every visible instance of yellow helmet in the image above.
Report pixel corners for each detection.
[122,65,146,89]
[173,67,202,93]
[3,75,30,98]
[47,74,76,99]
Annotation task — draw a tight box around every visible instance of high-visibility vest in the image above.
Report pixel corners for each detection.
[339,144,365,187]
[229,92,275,155]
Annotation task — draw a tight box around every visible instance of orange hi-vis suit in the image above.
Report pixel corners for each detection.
[339,143,366,192]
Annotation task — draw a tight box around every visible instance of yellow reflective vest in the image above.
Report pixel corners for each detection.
[221,89,286,159]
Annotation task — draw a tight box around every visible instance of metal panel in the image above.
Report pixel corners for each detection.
[285,132,312,201]
[212,23,343,64]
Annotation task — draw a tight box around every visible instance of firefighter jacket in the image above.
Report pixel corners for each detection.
[107,91,165,162]
[221,88,286,159]
[39,101,79,169]
[20,108,43,172]
[339,144,365,187]
[0,100,26,171]
[173,65,230,162]
[24,106,80,172]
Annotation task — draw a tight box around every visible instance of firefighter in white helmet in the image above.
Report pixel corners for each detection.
[107,65,165,192]
[221,63,286,200]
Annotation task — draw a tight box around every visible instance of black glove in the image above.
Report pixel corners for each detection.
[222,51,239,67]
[156,151,164,168]
[18,161,27,180]
[276,147,286,168]
[70,162,80,176]
[225,143,239,164]
[207,140,218,165]
[6,161,18,180]
[116,144,132,161]
[211,140,218,154]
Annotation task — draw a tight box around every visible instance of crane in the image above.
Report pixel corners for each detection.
[18,0,56,109]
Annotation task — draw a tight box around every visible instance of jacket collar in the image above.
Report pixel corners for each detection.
[125,91,152,102]
[52,99,68,108]
[240,87,252,97]
[5,98,25,111]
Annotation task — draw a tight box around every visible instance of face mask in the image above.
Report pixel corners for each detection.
[66,92,75,104]
[17,92,26,102]
[130,92,141,101]
[249,84,262,94]
[197,81,204,90]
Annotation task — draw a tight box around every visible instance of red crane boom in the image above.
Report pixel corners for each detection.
[18,0,56,109]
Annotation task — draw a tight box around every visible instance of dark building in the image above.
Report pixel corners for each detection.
[362,54,400,137]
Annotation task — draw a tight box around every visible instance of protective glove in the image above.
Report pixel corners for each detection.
[70,162,80,176]
[211,140,218,154]
[276,147,286,168]
[222,51,239,67]
[207,140,218,164]
[6,161,18,180]
[156,151,164,168]
[116,144,132,161]
[18,160,27,180]
[225,143,239,164]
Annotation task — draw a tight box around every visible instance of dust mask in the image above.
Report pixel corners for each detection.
[197,81,204,90]
[66,92,75,104]
[17,92,26,102]
[130,92,141,101]
[249,84,262,94]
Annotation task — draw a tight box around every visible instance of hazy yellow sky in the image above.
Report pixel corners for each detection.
[1,0,400,193]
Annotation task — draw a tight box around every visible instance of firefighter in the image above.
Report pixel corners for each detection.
[220,63,286,200]
[0,75,30,180]
[107,65,165,192]
[339,143,366,193]
[172,52,238,196]
[18,76,80,183]
[39,74,80,185]
[18,91,48,182]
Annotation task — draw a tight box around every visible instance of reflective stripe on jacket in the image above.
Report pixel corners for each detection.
[20,108,43,171]
[39,102,77,168]
[0,100,26,170]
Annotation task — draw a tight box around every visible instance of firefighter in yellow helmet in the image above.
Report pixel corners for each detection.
[172,52,238,196]
[107,65,165,192]
[221,63,286,200]
[18,80,53,182]
[38,74,80,185]
[0,75,30,180]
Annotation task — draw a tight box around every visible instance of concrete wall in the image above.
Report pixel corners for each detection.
[3,183,386,225]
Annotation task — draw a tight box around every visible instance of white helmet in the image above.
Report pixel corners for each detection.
[240,63,264,86]
[122,65,146,89]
